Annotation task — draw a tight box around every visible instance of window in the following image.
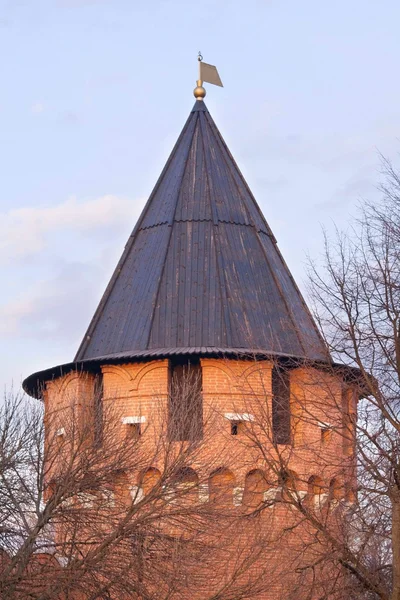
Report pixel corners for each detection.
[122,416,145,440]
[230,421,246,435]
[93,372,103,448]
[272,366,291,445]
[168,358,203,441]
[225,413,255,436]
[126,423,141,439]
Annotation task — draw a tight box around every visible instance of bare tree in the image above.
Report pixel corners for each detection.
[0,371,276,600]
[305,156,400,599]
[232,156,400,600]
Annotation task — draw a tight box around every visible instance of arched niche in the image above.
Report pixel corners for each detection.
[279,469,299,491]
[172,467,199,503]
[329,477,344,501]
[139,467,162,495]
[209,468,236,505]
[278,468,301,502]
[307,475,324,497]
[243,469,268,507]
[172,466,199,486]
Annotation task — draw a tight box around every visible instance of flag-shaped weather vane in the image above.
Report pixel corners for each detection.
[194,52,223,100]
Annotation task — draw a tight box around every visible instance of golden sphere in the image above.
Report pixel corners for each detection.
[193,85,206,100]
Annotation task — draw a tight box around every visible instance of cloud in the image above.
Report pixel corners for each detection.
[0,296,36,336]
[0,259,107,342]
[0,195,142,264]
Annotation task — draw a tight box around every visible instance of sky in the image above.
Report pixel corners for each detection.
[1,0,400,393]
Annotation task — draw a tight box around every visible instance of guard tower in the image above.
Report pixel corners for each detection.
[24,61,356,600]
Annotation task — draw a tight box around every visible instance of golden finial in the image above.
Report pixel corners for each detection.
[193,52,206,100]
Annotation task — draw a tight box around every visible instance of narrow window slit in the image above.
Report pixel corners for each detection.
[272,366,291,445]
[93,372,104,448]
[168,358,203,441]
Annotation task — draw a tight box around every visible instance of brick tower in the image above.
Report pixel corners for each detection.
[24,88,357,599]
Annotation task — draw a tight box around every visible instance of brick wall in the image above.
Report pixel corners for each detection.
[43,357,354,599]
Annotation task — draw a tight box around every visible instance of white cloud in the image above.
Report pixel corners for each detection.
[0,195,142,264]
[0,260,106,340]
[0,296,35,336]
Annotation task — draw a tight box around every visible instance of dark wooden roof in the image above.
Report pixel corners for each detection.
[74,100,328,363]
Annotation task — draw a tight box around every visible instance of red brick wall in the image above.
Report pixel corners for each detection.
[43,357,353,599]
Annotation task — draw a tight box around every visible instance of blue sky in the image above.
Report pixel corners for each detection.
[1,0,400,391]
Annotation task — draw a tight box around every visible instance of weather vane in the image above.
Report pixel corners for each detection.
[194,52,223,100]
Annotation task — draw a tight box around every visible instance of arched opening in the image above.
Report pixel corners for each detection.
[140,467,162,495]
[172,467,199,503]
[279,469,299,500]
[279,469,298,488]
[243,469,268,507]
[209,468,235,505]
[308,475,324,496]
[329,478,344,501]
[172,466,199,486]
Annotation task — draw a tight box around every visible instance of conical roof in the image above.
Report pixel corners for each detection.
[74,100,327,363]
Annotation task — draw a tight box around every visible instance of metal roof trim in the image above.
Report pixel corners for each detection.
[22,346,359,400]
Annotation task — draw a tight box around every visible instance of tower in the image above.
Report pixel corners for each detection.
[24,74,357,600]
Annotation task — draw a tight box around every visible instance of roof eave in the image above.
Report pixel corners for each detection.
[23,346,358,400]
